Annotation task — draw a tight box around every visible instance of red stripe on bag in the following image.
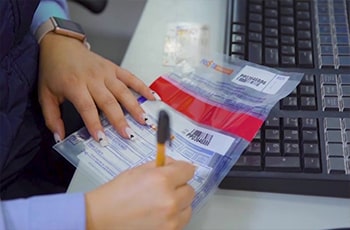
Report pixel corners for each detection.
[150,76,264,141]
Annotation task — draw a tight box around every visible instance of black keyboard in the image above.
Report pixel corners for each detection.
[220,0,350,198]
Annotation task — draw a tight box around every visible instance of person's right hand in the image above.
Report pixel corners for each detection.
[85,158,196,230]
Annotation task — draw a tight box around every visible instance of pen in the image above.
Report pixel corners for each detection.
[156,110,170,167]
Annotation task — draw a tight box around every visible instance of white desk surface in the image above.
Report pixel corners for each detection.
[69,0,350,229]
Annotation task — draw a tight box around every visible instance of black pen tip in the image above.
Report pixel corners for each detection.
[157,110,170,144]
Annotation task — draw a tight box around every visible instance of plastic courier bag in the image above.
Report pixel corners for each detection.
[54,54,304,213]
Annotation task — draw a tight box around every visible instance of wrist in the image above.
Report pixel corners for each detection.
[40,31,87,49]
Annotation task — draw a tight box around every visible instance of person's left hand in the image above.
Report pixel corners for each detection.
[38,33,155,143]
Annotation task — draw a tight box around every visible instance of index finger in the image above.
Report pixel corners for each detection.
[161,160,196,187]
[115,66,155,100]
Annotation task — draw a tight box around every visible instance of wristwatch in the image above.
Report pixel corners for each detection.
[35,16,90,49]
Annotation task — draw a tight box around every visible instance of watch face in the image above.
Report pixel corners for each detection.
[53,17,85,35]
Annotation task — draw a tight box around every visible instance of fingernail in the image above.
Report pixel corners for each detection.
[142,113,152,126]
[151,91,162,101]
[97,130,109,147]
[125,127,136,140]
[53,133,61,143]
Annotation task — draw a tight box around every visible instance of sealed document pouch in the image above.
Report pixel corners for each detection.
[54,55,304,213]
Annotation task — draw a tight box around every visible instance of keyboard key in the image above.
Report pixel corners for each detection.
[297,20,310,30]
[297,30,311,39]
[265,116,280,127]
[265,28,278,37]
[303,130,319,142]
[298,40,312,49]
[281,56,296,66]
[321,74,337,84]
[284,130,299,141]
[320,55,335,68]
[248,42,262,64]
[347,144,350,157]
[322,85,338,97]
[232,34,245,43]
[296,11,310,20]
[304,157,321,173]
[264,0,277,8]
[265,18,278,27]
[342,97,350,111]
[303,143,320,156]
[265,156,301,172]
[300,85,315,95]
[232,0,247,24]
[265,129,280,140]
[301,118,318,129]
[249,32,262,42]
[284,143,300,155]
[265,9,278,17]
[281,45,295,55]
[334,15,347,24]
[345,131,350,142]
[338,56,350,68]
[231,44,245,55]
[280,0,293,7]
[265,142,281,155]
[301,74,315,84]
[281,35,295,45]
[324,117,342,130]
[326,143,344,157]
[300,96,317,110]
[339,74,350,84]
[250,4,263,13]
[320,45,334,55]
[319,24,331,33]
[281,25,294,35]
[250,13,263,22]
[338,46,350,55]
[234,155,262,171]
[232,23,246,33]
[245,142,262,154]
[281,96,298,109]
[265,37,278,47]
[325,130,343,143]
[249,22,262,32]
[336,35,350,45]
[323,97,340,111]
[341,85,350,96]
[264,48,279,65]
[320,35,332,44]
[284,118,299,128]
[328,157,346,174]
[280,7,293,15]
[296,1,309,10]
[298,50,313,67]
[335,25,349,34]
[344,118,350,130]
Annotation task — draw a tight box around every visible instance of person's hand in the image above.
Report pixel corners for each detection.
[38,33,155,142]
[85,158,196,230]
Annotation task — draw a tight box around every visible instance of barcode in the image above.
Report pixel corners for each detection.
[186,129,213,146]
[237,73,267,87]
